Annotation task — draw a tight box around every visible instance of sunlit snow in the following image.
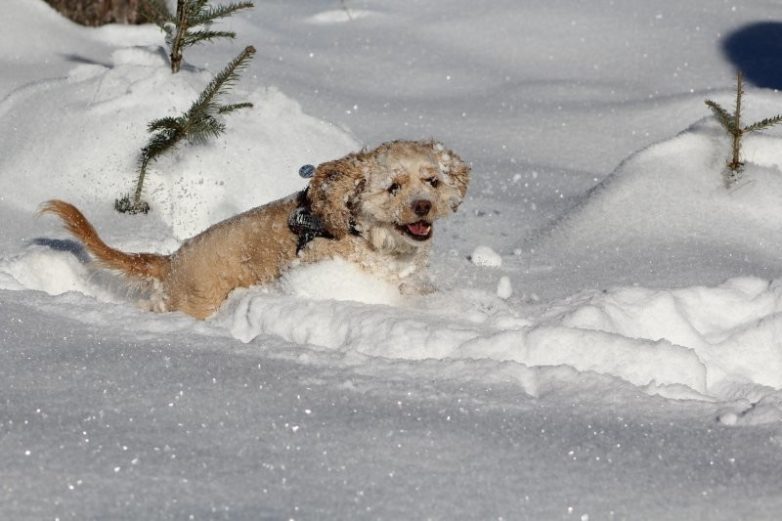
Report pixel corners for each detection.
[3,0,782,519]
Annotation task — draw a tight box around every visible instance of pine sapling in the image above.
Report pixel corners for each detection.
[142,0,254,73]
[705,71,782,186]
[116,45,256,214]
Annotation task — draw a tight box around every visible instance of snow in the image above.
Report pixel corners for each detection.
[0,41,357,240]
[3,0,782,519]
[278,257,403,306]
[304,9,374,25]
[470,245,503,267]
[497,275,513,299]
[538,116,782,258]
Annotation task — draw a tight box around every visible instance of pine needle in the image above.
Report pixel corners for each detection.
[704,100,735,133]
[744,114,782,133]
[189,45,255,119]
[147,116,182,132]
[182,30,237,48]
[218,102,254,114]
[191,2,254,26]
[158,0,255,72]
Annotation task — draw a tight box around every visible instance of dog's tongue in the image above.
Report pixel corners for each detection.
[407,222,430,236]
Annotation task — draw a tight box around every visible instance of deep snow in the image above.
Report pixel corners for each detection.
[3,0,782,519]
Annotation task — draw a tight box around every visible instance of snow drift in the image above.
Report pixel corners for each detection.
[224,263,782,413]
[0,43,358,241]
[538,109,782,258]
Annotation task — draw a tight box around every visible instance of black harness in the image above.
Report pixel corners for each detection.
[288,187,332,254]
[287,165,361,254]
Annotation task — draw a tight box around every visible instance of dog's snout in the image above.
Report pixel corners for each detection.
[412,199,432,216]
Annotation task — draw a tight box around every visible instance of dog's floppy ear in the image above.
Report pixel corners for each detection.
[433,142,471,208]
[308,154,366,239]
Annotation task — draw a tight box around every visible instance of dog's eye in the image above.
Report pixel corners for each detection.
[427,177,440,188]
[388,182,401,195]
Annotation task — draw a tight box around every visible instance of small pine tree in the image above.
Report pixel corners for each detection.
[116,45,256,214]
[142,0,254,73]
[705,71,782,186]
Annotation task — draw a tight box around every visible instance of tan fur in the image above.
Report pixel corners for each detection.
[40,140,470,319]
[38,200,169,280]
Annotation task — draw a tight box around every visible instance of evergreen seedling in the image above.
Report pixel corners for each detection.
[705,71,782,186]
[117,45,256,214]
[142,0,254,73]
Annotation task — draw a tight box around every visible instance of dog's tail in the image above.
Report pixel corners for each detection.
[39,200,169,281]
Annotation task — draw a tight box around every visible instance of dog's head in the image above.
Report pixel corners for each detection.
[308,140,470,251]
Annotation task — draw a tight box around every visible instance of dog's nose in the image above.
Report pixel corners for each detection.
[412,199,432,216]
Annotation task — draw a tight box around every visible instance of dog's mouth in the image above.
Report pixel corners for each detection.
[396,221,433,241]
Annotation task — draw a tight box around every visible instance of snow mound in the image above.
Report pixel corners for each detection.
[0,243,132,303]
[539,108,782,257]
[553,277,782,391]
[223,271,782,415]
[0,45,359,240]
[0,245,92,295]
[224,284,707,393]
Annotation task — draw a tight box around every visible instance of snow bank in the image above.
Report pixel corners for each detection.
[0,245,93,295]
[552,277,782,391]
[224,278,706,393]
[539,109,782,257]
[0,43,358,240]
[223,262,782,416]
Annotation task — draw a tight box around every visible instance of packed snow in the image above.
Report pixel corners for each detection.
[3,0,782,519]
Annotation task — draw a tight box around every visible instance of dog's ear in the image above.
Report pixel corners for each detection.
[308,155,366,239]
[434,142,471,209]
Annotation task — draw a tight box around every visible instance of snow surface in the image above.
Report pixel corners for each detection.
[3,0,782,519]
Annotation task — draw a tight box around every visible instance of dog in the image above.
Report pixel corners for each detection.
[40,140,471,319]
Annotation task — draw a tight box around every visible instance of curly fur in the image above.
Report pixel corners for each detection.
[40,140,471,319]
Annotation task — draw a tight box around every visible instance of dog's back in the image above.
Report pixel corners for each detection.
[162,195,301,318]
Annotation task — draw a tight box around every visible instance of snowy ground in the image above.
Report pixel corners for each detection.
[3,0,782,519]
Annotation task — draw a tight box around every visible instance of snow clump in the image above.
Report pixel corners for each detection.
[470,245,502,267]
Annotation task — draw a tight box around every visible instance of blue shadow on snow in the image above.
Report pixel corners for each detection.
[722,22,782,89]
